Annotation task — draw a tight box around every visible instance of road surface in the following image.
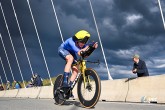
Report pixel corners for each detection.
[0,98,165,110]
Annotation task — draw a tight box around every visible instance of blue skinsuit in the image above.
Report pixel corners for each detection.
[58,37,86,60]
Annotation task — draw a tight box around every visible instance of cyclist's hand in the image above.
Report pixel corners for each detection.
[80,51,89,58]
[80,51,85,57]
[93,42,98,48]
[89,41,98,48]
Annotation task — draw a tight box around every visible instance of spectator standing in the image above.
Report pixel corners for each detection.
[32,73,43,87]
[132,54,149,77]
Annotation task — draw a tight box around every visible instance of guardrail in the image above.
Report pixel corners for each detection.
[0,74,165,103]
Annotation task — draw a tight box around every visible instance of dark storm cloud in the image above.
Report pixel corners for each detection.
[91,1,164,66]
[93,0,164,48]
[0,0,165,82]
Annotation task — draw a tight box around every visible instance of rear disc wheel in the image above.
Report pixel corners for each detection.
[53,74,65,105]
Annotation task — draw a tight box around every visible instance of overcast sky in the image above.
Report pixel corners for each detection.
[0,0,165,83]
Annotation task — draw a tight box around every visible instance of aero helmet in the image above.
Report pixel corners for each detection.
[73,30,90,44]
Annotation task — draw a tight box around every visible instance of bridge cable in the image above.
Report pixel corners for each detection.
[88,0,113,80]
[26,0,53,86]
[0,21,15,81]
[0,56,8,82]
[50,0,64,43]
[0,4,26,87]
[11,0,34,76]
[157,0,165,30]
[0,75,4,88]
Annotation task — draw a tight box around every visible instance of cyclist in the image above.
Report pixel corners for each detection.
[58,30,98,89]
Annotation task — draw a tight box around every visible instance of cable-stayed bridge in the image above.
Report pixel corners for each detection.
[0,0,165,109]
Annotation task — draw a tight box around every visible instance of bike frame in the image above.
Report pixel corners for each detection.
[70,57,89,90]
[81,59,88,88]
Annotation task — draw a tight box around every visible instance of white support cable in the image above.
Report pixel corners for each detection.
[0,75,5,89]
[11,0,34,75]
[0,75,4,87]
[0,76,5,88]
[0,32,15,81]
[88,0,113,80]
[51,0,75,76]
[50,0,64,43]
[0,76,3,84]
[0,3,26,88]
[157,0,165,30]
[0,57,8,82]
[26,0,53,85]
[0,75,2,83]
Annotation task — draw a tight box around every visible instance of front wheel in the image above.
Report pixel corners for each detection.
[77,68,101,108]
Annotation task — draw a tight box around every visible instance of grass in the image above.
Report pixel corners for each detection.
[2,76,57,90]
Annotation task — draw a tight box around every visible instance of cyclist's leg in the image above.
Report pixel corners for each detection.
[64,55,74,73]
[70,65,79,83]
[68,65,78,98]
[62,54,74,87]
[58,48,74,87]
[68,53,78,86]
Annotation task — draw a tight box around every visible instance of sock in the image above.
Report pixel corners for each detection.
[69,81,73,87]
[63,72,69,87]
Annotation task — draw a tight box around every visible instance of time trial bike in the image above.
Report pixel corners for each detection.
[53,45,101,108]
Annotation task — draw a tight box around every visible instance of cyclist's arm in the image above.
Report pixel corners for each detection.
[77,46,89,56]
[67,39,89,57]
[78,42,98,57]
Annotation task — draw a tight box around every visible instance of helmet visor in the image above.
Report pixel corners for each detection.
[79,36,89,44]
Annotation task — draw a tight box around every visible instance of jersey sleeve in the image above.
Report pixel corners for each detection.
[68,39,80,53]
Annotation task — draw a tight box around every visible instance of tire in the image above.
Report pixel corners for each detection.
[53,74,65,105]
[77,68,101,108]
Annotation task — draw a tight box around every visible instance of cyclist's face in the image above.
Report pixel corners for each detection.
[77,42,85,48]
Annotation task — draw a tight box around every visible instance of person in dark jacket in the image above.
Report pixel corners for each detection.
[132,54,149,77]
[32,74,43,87]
